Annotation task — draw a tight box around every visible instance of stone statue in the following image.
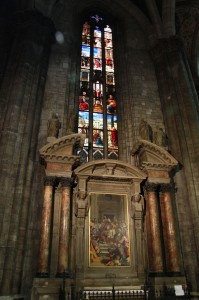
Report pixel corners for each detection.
[66,110,75,134]
[47,112,61,138]
[154,127,168,148]
[139,119,153,142]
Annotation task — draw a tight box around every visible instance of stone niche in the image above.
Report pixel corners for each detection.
[73,159,147,291]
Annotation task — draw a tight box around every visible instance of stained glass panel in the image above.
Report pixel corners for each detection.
[78,16,118,161]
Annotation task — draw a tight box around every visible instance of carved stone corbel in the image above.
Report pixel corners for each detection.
[131,193,144,219]
[75,191,89,218]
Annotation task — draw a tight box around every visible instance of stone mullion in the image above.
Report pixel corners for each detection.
[37,176,56,276]
[159,184,180,272]
[57,178,73,277]
[144,183,163,272]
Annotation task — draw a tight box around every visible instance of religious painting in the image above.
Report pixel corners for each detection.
[89,193,130,267]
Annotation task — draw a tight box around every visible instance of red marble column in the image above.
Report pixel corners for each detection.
[57,178,72,276]
[37,176,55,276]
[160,184,180,272]
[145,183,163,272]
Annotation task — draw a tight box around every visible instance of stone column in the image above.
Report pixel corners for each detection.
[144,183,163,272]
[151,37,199,289]
[0,10,55,294]
[159,183,180,272]
[37,176,55,276]
[57,178,72,277]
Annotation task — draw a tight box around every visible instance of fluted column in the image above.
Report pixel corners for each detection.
[57,178,73,277]
[37,176,55,276]
[159,183,180,272]
[144,182,163,272]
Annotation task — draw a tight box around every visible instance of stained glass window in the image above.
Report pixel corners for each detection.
[78,15,118,162]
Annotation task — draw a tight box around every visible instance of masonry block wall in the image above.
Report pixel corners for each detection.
[0,0,198,298]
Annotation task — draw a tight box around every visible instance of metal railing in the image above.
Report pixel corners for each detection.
[59,284,191,300]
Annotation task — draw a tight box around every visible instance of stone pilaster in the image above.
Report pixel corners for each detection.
[0,10,55,294]
[144,183,163,272]
[75,191,88,275]
[37,176,56,277]
[159,184,180,272]
[56,178,73,277]
[132,194,145,274]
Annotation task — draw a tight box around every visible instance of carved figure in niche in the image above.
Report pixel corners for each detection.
[131,193,144,218]
[139,119,153,142]
[67,110,75,133]
[154,126,168,148]
[47,112,61,138]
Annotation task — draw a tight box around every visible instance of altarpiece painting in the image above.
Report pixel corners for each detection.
[89,193,130,267]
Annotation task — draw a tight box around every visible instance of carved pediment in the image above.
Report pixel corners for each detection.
[132,139,178,171]
[39,134,86,161]
[39,134,86,176]
[74,159,146,181]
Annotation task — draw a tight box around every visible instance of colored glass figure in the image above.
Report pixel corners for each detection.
[94,26,101,37]
[79,92,89,111]
[107,94,116,114]
[91,14,103,23]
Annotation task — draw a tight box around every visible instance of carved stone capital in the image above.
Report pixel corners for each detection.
[78,190,87,200]
[159,183,172,193]
[75,191,89,218]
[131,193,144,203]
[44,176,56,186]
[144,182,158,193]
[60,177,73,188]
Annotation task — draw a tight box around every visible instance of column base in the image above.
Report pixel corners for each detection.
[149,272,182,277]
[36,272,49,278]
[56,272,69,278]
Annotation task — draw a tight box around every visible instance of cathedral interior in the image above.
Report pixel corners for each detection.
[0,0,199,299]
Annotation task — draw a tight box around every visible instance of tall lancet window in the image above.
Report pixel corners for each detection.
[78,14,118,162]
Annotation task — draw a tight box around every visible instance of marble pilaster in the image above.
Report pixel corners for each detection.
[159,184,180,272]
[56,178,73,277]
[37,176,56,276]
[144,183,163,272]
